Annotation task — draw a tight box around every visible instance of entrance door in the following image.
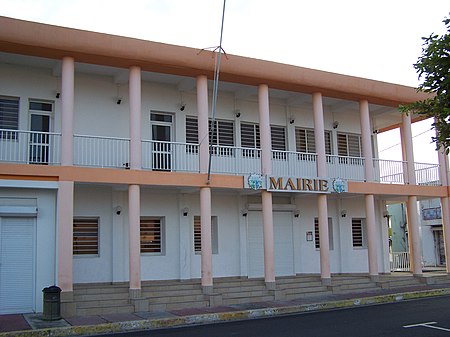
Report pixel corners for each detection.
[0,218,35,314]
[28,101,53,164]
[247,211,294,277]
[150,112,173,171]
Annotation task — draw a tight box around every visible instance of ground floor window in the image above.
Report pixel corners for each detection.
[140,217,165,254]
[193,216,218,254]
[73,217,99,255]
[352,218,367,248]
[314,217,333,250]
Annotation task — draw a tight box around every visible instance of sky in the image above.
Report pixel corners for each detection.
[1,0,449,163]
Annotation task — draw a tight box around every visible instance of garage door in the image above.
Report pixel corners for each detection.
[0,218,35,314]
[247,211,294,277]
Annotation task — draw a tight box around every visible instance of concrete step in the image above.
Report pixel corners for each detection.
[77,304,135,316]
[76,298,131,309]
[223,295,275,305]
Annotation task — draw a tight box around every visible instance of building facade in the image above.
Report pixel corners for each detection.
[0,16,449,315]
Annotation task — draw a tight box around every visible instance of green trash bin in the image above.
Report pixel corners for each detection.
[42,286,61,320]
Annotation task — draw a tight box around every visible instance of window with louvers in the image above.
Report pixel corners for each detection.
[186,117,234,155]
[240,123,260,148]
[0,96,19,139]
[73,218,99,255]
[271,126,286,151]
[296,128,332,154]
[193,216,218,254]
[140,217,163,254]
[352,218,366,248]
[314,217,334,250]
[337,133,362,157]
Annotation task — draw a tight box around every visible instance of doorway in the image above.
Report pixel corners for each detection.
[150,112,173,171]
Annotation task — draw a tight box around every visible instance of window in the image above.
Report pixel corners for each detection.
[240,122,287,152]
[271,126,286,151]
[0,96,19,139]
[314,217,333,250]
[295,128,332,154]
[352,218,367,248]
[337,132,362,157]
[73,218,99,255]
[186,116,234,155]
[140,217,165,254]
[193,216,218,254]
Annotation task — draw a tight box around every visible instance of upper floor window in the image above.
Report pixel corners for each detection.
[73,217,99,255]
[271,126,286,152]
[337,132,362,157]
[0,96,19,139]
[240,122,286,151]
[186,116,234,147]
[140,217,165,255]
[295,128,332,154]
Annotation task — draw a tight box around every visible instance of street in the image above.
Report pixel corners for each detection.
[99,296,450,337]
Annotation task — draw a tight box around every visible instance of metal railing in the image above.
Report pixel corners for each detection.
[390,252,410,271]
[0,129,443,186]
[373,159,408,184]
[0,129,61,165]
[74,134,130,168]
[141,140,199,172]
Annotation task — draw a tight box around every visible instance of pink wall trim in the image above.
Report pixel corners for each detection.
[128,184,141,290]
[200,187,213,287]
[129,66,142,170]
[61,56,74,166]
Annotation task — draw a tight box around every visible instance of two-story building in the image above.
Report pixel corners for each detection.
[0,16,448,316]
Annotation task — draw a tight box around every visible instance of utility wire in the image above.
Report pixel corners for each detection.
[378,128,433,153]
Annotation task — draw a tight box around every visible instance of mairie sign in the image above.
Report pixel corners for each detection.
[245,174,347,194]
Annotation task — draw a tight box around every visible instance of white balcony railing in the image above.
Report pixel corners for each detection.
[74,134,130,168]
[141,140,199,172]
[390,252,410,271]
[0,129,61,165]
[373,159,408,184]
[0,130,443,186]
[415,162,440,186]
[327,155,365,181]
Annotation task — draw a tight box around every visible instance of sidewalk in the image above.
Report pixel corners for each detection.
[1,284,450,337]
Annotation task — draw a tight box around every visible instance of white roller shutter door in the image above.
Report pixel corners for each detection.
[0,217,35,314]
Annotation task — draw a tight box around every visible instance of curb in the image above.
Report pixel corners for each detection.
[2,288,450,337]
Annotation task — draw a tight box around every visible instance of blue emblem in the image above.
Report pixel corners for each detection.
[332,178,346,193]
[248,174,264,190]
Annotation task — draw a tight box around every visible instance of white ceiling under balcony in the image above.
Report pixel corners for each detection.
[0,51,401,132]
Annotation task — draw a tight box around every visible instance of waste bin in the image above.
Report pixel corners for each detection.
[42,286,61,320]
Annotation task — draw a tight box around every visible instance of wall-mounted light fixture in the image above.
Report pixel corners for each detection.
[241,209,248,217]
[289,117,295,124]
[55,92,60,99]
[115,206,122,215]
[179,103,186,111]
[306,231,313,242]
[332,121,339,129]
[116,98,122,105]
[341,210,347,218]
[235,109,241,118]
[182,207,189,217]
[294,210,300,218]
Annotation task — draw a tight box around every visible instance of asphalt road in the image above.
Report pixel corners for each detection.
[100,296,450,337]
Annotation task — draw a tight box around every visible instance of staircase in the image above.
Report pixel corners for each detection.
[330,275,379,294]
[276,275,331,300]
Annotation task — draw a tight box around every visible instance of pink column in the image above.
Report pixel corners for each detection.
[437,136,450,273]
[57,181,74,292]
[401,114,422,275]
[359,100,374,181]
[61,57,74,166]
[258,84,275,288]
[359,100,378,277]
[365,194,378,277]
[129,66,142,170]
[312,92,330,282]
[200,187,213,292]
[128,184,141,297]
[197,75,209,173]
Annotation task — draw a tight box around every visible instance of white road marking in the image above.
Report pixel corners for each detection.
[404,321,450,332]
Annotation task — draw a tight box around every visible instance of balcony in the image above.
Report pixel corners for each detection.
[0,129,441,186]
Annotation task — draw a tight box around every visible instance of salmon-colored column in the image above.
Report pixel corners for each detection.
[437,134,450,273]
[401,114,422,275]
[61,57,74,166]
[128,184,141,297]
[359,100,374,181]
[359,100,378,277]
[200,187,213,292]
[258,84,275,288]
[365,194,378,277]
[313,92,330,282]
[129,66,142,170]
[197,75,209,173]
[57,181,74,292]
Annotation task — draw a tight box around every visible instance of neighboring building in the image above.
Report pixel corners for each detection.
[0,16,448,316]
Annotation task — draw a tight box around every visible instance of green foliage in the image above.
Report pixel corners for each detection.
[400,15,450,152]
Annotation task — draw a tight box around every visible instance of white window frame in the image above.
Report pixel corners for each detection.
[194,215,218,254]
[73,217,100,256]
[352,218,367,248]
[140,217,166,255]
[314,217,334,250]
